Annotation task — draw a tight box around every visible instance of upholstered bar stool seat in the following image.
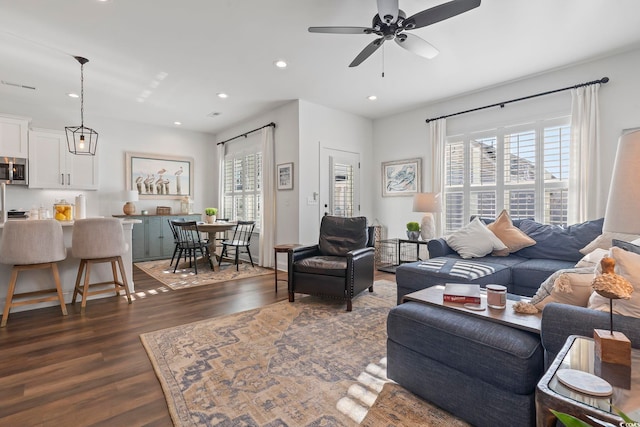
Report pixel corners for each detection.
[72,218,132,313]
[1,220,68,327]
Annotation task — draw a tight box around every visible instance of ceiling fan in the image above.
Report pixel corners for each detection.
[308,0,481,67]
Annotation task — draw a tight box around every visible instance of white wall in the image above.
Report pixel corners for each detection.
[298,100,374,244]
[373,47,640,239]
[214,100,300,250]
[0,106,215,218]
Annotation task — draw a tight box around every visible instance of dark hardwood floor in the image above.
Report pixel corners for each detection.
[0,265,396,426]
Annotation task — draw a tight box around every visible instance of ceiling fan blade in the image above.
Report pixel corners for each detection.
[308,26,371,34]
[405,0,481,30]
[377,0,399,24]
[349,38,385,67]
[395,33,439,59]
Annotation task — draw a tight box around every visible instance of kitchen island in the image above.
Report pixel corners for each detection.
[0,218,140,313]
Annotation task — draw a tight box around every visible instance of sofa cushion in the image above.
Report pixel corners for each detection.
[294,256,347,278]
[514,218,604,262]
[395,257,515,303]
[388,302,544,395]
[444,217,507,259]
[511,259,576,297]
[487,210,536,256]
[318,215,367,256]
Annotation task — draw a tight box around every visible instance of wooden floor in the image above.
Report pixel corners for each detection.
[0,264,395,426]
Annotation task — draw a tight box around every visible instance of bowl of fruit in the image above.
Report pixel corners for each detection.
[53,200,74,221]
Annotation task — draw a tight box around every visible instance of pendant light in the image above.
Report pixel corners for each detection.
[65,56,98,155]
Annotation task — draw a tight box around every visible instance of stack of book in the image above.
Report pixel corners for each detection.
[443,283,481,304]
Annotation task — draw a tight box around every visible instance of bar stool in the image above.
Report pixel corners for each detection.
[0,220,68,327]
[71,218,132,313]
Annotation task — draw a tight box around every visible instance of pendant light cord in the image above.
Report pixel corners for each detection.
[80,61,84,127]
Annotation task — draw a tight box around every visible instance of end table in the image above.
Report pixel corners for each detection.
[273,244,303,292]
[536,335,639,426]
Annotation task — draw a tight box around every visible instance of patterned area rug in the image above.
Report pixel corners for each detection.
[135,259,273,290]
[141,280,466,426]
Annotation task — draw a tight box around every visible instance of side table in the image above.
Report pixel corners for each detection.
[536,335,640,426]
[273,244,303,292]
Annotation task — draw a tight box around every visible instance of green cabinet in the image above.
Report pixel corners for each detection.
[126,214,201,262]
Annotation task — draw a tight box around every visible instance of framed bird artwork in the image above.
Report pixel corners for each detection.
[125,152,194,199]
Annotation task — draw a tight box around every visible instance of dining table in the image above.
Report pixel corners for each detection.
[196,222,237,261]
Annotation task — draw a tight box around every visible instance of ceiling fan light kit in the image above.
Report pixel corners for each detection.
[65,56,98,156]
[309,0,481,67]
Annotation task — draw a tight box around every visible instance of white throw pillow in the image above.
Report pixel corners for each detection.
[580,232,640,255]
[575,248,609,269]
[588,247,640,318]
[445,217,507,259]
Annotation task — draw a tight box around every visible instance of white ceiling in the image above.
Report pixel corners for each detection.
[1,0,640,135]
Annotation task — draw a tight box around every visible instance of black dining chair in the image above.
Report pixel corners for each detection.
[171,220,213,274]
[218,221,256,271]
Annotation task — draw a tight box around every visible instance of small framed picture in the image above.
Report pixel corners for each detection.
[381,157,422,197]
[277,162,293,190]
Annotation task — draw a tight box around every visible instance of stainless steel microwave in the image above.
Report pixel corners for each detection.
[0,157,28,185]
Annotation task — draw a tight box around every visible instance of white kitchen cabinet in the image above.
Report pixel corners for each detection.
[28,129,99,190]
[0,114,29,157]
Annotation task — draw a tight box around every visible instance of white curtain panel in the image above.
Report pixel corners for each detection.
[569,83,602,224]
[217,142,225,218]
[259,126,276,267]
[429,118,446,236]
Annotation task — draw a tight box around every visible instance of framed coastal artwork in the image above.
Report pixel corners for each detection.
[125,152,194,199]
[381,158,422,197]
[277,162,294,190]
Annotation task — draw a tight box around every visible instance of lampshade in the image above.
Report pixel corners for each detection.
[413,192,441,213]
[603,130,640,234]
[124,190,139,202]
[412,193,441,241]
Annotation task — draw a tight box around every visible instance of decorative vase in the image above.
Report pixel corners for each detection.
[205,215,216,224]
[406,231,420,240]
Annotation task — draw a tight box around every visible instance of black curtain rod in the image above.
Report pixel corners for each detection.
[425,77,610,123]
[216,122,276,145]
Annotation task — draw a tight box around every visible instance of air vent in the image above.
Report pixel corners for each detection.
[207,112,221,118]
[1,80,36,90]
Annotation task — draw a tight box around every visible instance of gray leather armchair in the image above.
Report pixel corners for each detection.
[287,215,375,311]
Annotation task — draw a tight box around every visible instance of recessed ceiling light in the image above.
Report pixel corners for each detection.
[67,93,79,98]
[217,92,228,99]
[274,60,288,69]
[367,95,377,101]
[174,121,182,126]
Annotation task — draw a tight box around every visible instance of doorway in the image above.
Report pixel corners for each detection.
[319,148,360,218]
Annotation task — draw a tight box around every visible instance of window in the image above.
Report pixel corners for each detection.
[223,151,262,228]
[444,118,570,233]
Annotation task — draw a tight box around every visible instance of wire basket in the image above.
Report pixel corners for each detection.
[156,206,172,215]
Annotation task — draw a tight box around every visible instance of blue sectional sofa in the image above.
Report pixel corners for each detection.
[386,216,640,426]
[395,217,604,303]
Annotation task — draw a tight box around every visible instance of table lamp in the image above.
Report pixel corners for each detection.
[412,192,441,241]
[122,190,139,215]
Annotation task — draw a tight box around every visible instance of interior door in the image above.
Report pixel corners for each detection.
[319,148,360,218]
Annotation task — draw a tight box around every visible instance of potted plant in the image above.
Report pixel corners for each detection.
[204,207,218,224]
[406,221,420,241]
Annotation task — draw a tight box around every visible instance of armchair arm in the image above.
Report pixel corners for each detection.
[541,303,640,363]
[346,247,375,297]
[289,244,321,262]
[427,238,455,258]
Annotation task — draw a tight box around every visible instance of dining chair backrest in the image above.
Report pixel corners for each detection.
[171,220,205,247]
[229,221,256,245]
